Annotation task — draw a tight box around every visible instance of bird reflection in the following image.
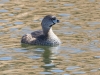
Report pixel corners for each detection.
[21,44,60,71]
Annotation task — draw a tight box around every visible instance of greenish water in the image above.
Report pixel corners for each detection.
[0,0,100,75]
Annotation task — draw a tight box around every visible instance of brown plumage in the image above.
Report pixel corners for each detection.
[21,15,61,46]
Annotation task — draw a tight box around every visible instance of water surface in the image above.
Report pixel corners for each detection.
[0,0,100,75]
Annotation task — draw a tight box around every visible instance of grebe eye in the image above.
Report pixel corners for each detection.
[52,17,56,20]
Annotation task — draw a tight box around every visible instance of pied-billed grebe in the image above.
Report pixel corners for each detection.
[21,15,61,46]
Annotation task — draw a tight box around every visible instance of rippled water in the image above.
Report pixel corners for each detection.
[0,9,8,12]
[0,0,100,75]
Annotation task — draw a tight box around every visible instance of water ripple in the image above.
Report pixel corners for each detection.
[9,14,14,16]
[0,9,8,12]
[28,55,41,59]
[66,66,80,70]
[59,13,71,18]
[94,56,100,59]
[0,26,4,29]
[13,48,28,53]
[29,7,35,10]
[64,74,70,75]
[0,32,4,35]
[0,0,9,4]
[0,56,12,61]
[60,47,85,54]
[14,7,21,10]
[43,63,55,67]
[40,72,52,75]
[90,69,98,72]
[64,4,74,6]
[63,31,76,35]
[14,21,24,25]
[88,0,95,2]
[32,66,38,69]
[87,21,100,26]
[0,20,8,22]
[72,71,86,74]
[51,68,64,73]
[34,48,44,54]
[9,28,18,32]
